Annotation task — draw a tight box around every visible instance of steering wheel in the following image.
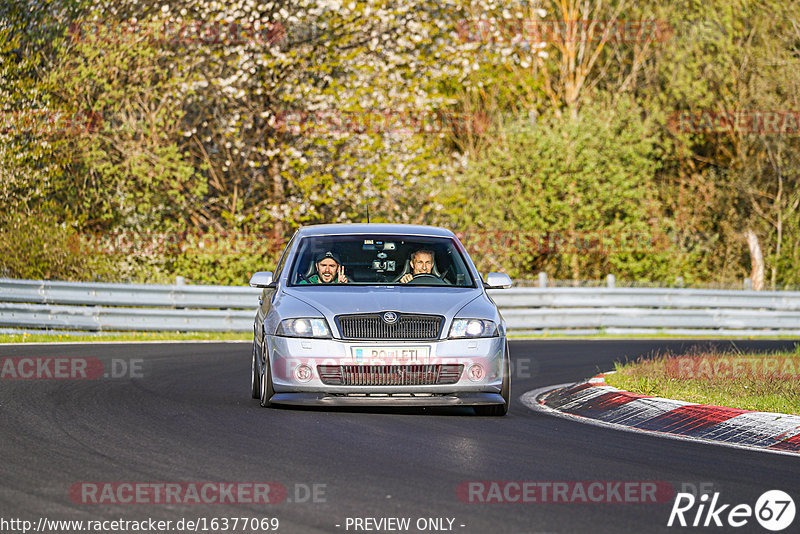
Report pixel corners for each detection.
[405,273,447,285]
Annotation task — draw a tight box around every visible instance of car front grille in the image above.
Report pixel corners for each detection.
[336,313,443,340]
[318,364,463,386]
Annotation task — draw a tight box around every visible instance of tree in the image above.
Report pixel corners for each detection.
[1,0,480,282]
[640,0,800,288]
[442,96,668,280]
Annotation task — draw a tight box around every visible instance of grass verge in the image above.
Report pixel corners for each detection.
[604,346,800,415]
[507,332,800,340]
[0,332,250,343]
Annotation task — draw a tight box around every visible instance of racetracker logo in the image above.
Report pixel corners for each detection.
[70,482,288,504]
[68,19,286,47]
[275,356,494,383]
[457,19,673,45]
[667,490,795,530]
[454,229,682,256]
[0,110,103,136]
[664,356,800,380]
[66,229,285,256]
[273,109,490,136]
[456,481,674,503]
[0,357,142,379]
[668,111,800,135]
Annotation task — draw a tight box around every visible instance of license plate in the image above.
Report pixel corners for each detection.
[351,346,430,365]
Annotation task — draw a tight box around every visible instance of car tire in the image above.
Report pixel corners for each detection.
[475,344,510,416]
[250,340,260,399]
[259,347,275,408]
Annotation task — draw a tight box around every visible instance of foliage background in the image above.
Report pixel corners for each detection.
[1,0,798,287]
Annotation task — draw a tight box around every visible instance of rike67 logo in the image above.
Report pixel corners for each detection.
[668,490,795,531]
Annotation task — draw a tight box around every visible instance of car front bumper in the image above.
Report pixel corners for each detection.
[264,335,506,401]
[267,392,505,407]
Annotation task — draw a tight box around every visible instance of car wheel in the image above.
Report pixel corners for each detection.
[250,340,260,399]
[475,344,510,416]
[259,349,275,408]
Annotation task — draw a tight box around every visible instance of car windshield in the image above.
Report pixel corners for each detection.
[288,234,476,287]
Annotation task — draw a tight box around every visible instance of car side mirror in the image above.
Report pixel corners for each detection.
[249,271,274,288]
[484,272,513,289]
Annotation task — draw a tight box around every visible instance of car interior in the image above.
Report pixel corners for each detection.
[289,235,474,287]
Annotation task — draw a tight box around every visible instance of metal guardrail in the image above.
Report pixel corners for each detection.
[1,278,800,335]
[492,287,800,335]
[0,278,260,332]
[490,287,800,311]
[0,278,258,309]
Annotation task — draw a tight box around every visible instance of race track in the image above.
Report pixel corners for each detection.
[1,339,798,533]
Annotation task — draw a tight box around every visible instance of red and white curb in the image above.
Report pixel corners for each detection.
[521,374,800,456]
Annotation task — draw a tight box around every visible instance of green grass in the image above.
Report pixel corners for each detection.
[0,331,250,343]
[507,332,800,340]
[605,346,800,415]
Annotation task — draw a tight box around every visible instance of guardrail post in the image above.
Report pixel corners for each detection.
[538,272,548,288]
[175,276,185,286]
[606,274,616,288]
[743,278,752,290]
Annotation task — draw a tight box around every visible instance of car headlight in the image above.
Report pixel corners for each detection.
[448,319,497,339]
[276,318,331,338]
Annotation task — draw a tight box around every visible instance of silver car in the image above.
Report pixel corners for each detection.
[248,223,513,415]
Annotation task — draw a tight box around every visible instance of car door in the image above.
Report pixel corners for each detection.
[255,232,296,342]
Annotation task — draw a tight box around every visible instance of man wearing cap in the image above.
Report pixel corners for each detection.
[301,251,348,284]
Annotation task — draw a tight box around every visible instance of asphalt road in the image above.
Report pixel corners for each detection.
[1,339,799,534]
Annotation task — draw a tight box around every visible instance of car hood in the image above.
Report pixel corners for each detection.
[283,285,481,319]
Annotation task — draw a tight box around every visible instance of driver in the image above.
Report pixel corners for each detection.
[399,249,436,283]
[300,251,348,284]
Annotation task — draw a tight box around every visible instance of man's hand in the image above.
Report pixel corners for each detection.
[399,273,413,283]
[337,266,348,283]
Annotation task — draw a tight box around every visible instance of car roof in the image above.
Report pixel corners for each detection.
[296,223,456,238]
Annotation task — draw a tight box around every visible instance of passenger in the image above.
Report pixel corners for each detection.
[399,249,436,283]
[301,251,348,284]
